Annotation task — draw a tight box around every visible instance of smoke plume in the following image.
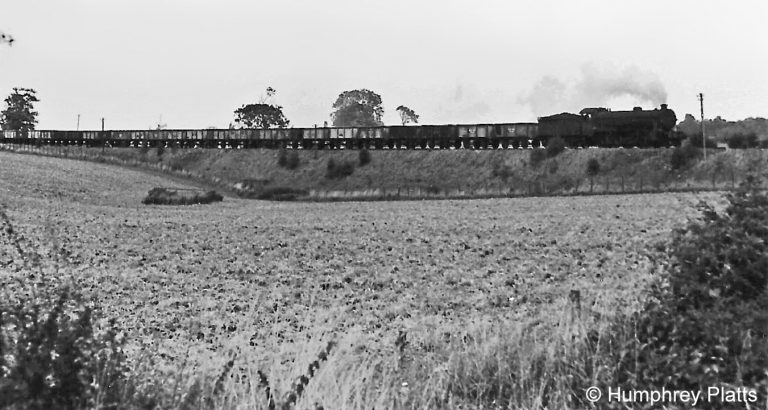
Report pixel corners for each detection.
[521,64,668,116]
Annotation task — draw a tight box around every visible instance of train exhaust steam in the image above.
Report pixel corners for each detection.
[521,64,668,116]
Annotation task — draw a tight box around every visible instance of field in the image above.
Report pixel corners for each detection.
[0,151,724,408]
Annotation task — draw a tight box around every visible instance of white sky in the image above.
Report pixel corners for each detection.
[1,1,766,130]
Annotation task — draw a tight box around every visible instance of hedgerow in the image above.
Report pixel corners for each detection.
[142,187,223,205]
[612,176,768,407]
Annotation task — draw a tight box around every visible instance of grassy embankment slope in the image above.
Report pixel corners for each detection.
[3,144,767,198]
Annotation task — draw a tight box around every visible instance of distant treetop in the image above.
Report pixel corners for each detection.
[1,88,39,131]
[396,105,419,126]
[331,89,384,127]
[234,87,290,129]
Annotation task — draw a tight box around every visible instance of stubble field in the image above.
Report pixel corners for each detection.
[0,151,723,408]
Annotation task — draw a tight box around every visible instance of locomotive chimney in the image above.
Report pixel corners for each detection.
[660,104,668,110]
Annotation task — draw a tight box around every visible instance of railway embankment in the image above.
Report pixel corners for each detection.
[2,144,766,200]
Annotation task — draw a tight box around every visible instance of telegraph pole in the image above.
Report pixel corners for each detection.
[101,117,105,132]
[698,93,706,161]
[76,114,80,131]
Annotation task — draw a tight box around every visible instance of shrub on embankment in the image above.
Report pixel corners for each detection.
[252,186,309,201]
[142,187,223,205]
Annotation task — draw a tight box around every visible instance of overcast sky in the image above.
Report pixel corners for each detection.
[1,1,766,130]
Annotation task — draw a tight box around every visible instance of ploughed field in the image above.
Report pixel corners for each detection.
[0,152,722,406]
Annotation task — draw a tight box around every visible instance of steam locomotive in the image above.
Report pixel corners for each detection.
[538,104,680,148]
[0,104,680,150]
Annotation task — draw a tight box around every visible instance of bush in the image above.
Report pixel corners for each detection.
[616,299,768,406]
[686,134,718,149]
[424,185,441,195]
[197,190,224,203]
[142,187,223,205]
[286,151,300,169]
[326,158,355,179]
[529,149,546,167]
[613,177,768,406]
[0,286,129,409]
[669,142,700,170]
[545,136,566,158]
[358,149,371,166]
[670,176,768,304]
[276,149,300,169]
[586,158,600,176]
[727,132,759,149]
[256,186,308,201]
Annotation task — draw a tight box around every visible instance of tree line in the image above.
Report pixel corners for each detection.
[677,113,768,148]
[1,86,420,132]
[233,87,419,130]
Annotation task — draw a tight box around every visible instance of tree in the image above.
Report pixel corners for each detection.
[331,89,384,127]
[1,88,39,131]
[233,87,289,129]
[234,104,289,129]
[396,105,419,126]
[675,113,703,139]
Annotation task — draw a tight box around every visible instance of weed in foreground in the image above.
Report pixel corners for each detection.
[0,205,130,409]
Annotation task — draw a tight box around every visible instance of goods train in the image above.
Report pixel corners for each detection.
[0,104,681,150]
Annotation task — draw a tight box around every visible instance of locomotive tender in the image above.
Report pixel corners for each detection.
[0,105,680,150]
